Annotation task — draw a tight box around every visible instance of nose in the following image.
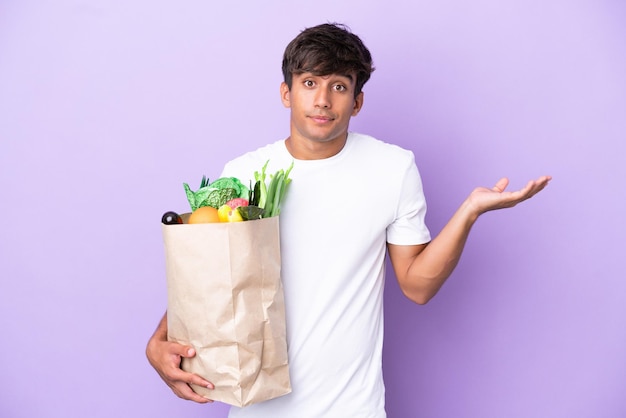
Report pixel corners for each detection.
[314,88,331,109]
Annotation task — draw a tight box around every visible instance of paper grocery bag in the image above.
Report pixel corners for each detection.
[162,215,291,407]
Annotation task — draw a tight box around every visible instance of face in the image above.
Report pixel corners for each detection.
[281,72,364,159]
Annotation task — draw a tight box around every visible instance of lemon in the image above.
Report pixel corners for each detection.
[218,204,244,223]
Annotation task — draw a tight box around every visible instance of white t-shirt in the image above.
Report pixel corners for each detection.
[221,132,431,418]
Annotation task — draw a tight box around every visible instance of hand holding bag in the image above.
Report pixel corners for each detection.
[162,215,291,407]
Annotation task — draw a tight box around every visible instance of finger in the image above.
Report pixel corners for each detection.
[528,175,551,193]
[492,177,509,192]
[164,361,213,389]
[167,342,197,358]
[185,347,195,357]
[527,175,552,193]
[175,372,215,402]
[190,373,214,390]
[170,381,214,403]
[520,179,537,194]
[515,177,549,201]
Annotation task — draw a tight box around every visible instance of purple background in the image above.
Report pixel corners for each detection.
[1,1,625,417]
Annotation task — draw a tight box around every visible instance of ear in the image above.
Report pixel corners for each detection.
[280,82,291,108]
[352,91,364,116]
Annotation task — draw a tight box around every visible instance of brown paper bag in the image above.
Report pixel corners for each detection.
[162,215,291,407]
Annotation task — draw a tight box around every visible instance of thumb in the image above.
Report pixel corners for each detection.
[181,346,197,358]
[170,342,197,358]
[493,177,509,192]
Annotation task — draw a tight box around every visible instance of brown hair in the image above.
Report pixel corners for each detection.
[282,23,375,98]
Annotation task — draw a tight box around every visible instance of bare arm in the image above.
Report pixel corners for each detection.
[388,176,551,305]
[145,312,214,403]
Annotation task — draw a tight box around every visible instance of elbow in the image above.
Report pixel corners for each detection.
[394,255,452,305]
[412,295,432,305]
[398,275,446,305]
[400,287,435,305]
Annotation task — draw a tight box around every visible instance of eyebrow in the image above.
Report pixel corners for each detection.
[301,72,354,83]
[340,73,354,83]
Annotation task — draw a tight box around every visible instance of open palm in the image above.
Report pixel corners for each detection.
[468,175,552,215]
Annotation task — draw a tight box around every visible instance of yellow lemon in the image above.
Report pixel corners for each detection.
[218,204,244,223]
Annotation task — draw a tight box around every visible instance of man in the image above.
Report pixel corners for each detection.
[147,23,551,417]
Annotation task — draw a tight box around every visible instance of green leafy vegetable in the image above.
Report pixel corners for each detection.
[255,160,293,218]
[183,162,292,217]
[205,188,238,208]
[207,177,249,198]
[184,176,250,211]
[184,182,211,211]
[237,205,266,221]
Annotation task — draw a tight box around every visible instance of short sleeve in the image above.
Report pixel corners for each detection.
[386,152,431,245]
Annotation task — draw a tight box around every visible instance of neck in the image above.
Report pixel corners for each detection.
[284,133,349,160]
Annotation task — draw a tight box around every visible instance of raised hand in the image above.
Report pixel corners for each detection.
[467,175,552,216]
[388,174,552,305]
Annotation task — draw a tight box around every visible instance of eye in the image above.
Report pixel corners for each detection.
[304,79,315,87]
[333,84,347,92]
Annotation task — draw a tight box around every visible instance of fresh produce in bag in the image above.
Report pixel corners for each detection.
[160,160,294,407]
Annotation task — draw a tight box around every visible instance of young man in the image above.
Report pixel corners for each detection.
[147,23,551,417]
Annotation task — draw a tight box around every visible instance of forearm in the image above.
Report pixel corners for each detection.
[391,175,550,305]
[401,199,479,304]
[150,312,168,343]
[146,312,169,370]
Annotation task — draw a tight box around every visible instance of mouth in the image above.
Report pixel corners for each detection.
[308,114,335,123]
